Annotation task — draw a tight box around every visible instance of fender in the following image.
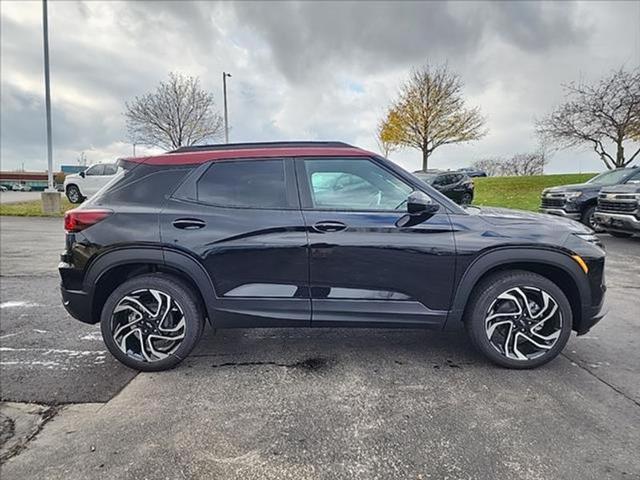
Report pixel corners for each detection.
[445,246,591,328]
[83,245,217,322]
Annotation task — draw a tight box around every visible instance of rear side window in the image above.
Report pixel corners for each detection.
[196,160,288,208]
[103,164,118,175]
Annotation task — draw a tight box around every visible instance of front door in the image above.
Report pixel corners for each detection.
[160,158,310,327]
[296,157,456,328]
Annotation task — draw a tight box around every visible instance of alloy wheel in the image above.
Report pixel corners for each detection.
[67,187,80,203]
[484,286,562,361]
[111,289,186,362]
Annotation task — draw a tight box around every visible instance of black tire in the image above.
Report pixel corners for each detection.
[66,185,83,204]
[100,273,204,371]
[581,205,599,231]
[608,231,633,238]
[464,270,572,369]
[460,192,473,205]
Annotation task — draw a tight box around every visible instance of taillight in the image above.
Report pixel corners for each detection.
[64,209,113,233]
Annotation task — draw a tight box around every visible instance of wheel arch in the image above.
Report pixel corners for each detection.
[446,247,590,333]
[84,247,216,324]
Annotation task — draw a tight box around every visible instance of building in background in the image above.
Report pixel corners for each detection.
[0,171,49,191]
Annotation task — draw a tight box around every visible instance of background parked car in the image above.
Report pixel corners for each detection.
[64,163,120,203]
[540,166,640,229]
[413,170,474,204]
[11,183,31,192]
[458,167,487,177]
[0,185,7,192]
[594,181,640,237]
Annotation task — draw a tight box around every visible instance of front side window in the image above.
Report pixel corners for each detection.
[196,159,288,209]
[586,169,632,185]
[303,158,413,210]
[85,165,104,176]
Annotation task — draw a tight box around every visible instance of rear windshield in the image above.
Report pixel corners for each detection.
[86,159,193,206]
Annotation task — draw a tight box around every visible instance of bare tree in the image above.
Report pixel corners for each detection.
[472,151,548,177]
[124,72,223,151]
[379,64,487,171]
[537,67,640,169]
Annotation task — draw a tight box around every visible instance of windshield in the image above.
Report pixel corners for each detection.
[586,169,630,186]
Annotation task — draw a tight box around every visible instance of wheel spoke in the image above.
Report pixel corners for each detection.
[484,285,562,361]
[111,288,186,363]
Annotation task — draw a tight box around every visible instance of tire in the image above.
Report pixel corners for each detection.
[460,192,473,205]
[100,273,204,371]
[581,205,599,231]
[66,185,83,204]
[608,231,633,238]
[464,270,572,369]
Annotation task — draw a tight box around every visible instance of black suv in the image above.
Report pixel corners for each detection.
[413,170,474,205]
[595,182,640,237]
[59,142,606,371]
[540,167,640,229]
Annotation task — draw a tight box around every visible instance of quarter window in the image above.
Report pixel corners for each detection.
[303,158,413,210]
[196,160,288,208]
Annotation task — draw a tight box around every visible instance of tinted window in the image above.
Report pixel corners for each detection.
[626,170,640,182]
[197,160,288,208]
[586,169,632,185]
[304,158,412,210]
[85,165,104,176]
[103,164,118,175]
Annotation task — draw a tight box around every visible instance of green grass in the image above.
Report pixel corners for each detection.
[473,173,596,211]
[0,198,74,217]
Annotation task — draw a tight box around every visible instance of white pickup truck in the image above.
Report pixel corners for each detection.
[64,163,120,203]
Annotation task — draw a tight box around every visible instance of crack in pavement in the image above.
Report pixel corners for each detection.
[561,353,640,408]
[209,356,331,372]
[0,405,60,464]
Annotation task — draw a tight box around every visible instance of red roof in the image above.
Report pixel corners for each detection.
[126,146,372,166]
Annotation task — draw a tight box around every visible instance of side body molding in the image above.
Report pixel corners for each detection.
[445,247,591,329]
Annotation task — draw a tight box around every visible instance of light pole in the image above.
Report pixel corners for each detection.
[41,0,60,214]
[42,0,53,190]
[222,72,232,143]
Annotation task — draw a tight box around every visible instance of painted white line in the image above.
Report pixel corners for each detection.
[0,333,18,340]
[33,329,49,334]
[0,301,41,309]
[0,347,105,355]
[80,332,102,341]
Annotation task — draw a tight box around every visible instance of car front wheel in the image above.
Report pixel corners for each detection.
[464,270,572,369]
[100,274,204,371]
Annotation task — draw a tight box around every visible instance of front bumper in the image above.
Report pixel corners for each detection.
[539,208,581,220]
[594,212,640,232]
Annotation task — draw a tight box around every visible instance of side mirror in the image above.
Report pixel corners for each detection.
[407,191,440,215]
[79,171,86,178]
[396,192,440,228]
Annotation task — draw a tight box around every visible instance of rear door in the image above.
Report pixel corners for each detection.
[160,158,310,327]
[296,157,456,328]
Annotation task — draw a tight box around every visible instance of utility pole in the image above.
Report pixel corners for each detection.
[40,0,61,213]
[222,72,232,143]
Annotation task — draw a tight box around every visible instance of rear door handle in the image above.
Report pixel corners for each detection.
[172,218,206,230]
[312,221,348,233]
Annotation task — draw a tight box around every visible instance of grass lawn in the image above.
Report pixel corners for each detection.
[0,197,74,217]
[473,173,596,211]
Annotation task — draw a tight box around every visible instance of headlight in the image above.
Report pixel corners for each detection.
[565,191,582,200]
[573,233,603,249]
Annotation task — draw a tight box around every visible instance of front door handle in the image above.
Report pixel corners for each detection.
[172,218,206,230]
[312,221,347,233]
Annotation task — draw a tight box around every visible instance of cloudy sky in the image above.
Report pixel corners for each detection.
[1,1,639,174]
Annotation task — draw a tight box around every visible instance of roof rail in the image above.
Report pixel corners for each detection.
[169,141,354,153]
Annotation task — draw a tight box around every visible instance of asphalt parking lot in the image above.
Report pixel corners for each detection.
[1,215,639,479]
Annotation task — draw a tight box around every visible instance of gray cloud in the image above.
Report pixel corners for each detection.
[0,0,638,174]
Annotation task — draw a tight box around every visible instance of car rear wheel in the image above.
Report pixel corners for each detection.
[464,270,572,369]
[100,274,204,371]
[66,185,83,204]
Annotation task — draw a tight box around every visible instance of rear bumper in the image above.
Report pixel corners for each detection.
[539,208,581,220]
[60,285,95,324]
[594,212,640,232]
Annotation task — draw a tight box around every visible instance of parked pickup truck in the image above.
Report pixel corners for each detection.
[594,183,640,237]
[540,166,640,229]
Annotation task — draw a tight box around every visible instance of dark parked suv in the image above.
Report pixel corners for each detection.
[413,170,474,205]
[59,142,606,371]
[540,167,640,229]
